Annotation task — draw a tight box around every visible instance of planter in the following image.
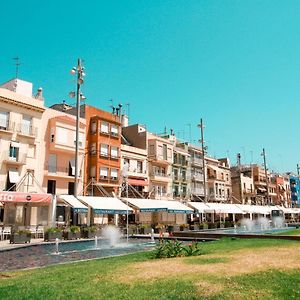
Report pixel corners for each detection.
[81,230,101,238]
[63,232,81,240]
[173,225,180,232]
[192,225,200,231]
[44,232,63,242]
[10,233,31,244]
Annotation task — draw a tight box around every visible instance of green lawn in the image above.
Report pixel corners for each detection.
[0,238,299,300]
[274,228,300,236]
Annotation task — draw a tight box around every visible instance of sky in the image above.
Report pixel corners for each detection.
[1,0,300,173]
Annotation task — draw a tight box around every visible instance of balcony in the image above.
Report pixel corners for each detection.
[127,168,147,178]
[150,172,170,183]
[191,188,205,196]
[2,151,26,166]
[192,174,204,182]
[16,123,38,138]
[0,121,14,134]
[45,164,81,178]
[191,157,202,166]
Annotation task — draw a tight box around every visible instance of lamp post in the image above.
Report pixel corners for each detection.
[197,118,207,202]
[70,58,85,198]
[122,162,129,243]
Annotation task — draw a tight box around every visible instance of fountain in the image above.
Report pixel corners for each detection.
[94,235,98,248]
[240,218,255,232]
[101,225,122,247]
[150,228,155,243]
[54,238,60,255]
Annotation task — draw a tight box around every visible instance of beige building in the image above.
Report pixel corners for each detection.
[206,157,232,202]
[231,166,255,204]
[0,79,51,226]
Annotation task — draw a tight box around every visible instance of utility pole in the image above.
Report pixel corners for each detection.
[198,119,207,202]
[70,58,85,198]
[13,57,21,78]
[262,148,270,205]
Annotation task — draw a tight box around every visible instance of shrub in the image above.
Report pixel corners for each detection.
[15,230,31,235]
[46,228,62,233]
[152,240,201,259]
[69,226,81,233]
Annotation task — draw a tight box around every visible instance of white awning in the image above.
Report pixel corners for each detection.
[8,170,20,183]
[160,200,193,214]
[236,204,271,215]
[122,198,193,214]
[188,202,214,213]
[122,198,168,212]
[205,203,244,214]
[69,160,75,176]
[58,195,88,213]
[11,141,20,148]
[276,206,300,214]
[78,196,133,214]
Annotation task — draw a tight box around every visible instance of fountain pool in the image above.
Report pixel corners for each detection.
[0,238,155,272]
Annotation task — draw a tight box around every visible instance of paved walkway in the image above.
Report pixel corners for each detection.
[0,238,45,251]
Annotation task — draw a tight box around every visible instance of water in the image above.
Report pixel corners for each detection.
[0,238,155,272]
[223,216,294,235]
[101,225,122,247]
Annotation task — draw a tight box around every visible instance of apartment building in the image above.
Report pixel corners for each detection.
[172,141,190,201]
[188,144,205,201]
[42,108,86,196]
[231,166,255,204]
[290,175,300,206]
[274,174,291,207]
[120,141,148,197]
[85,105,121,195]
[0,78,52,226]
[206,157,231,202]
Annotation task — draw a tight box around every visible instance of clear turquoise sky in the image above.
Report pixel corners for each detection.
[1,0,299,173]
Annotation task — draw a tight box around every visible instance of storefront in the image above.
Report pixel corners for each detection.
[0,191,52,227]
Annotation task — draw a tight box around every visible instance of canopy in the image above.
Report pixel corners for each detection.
[127,178,149,186]
[160,200,193,214]
[78,196,133,214]
[187,202,214,213]
[58,195,88,213]
[122,198,167,212]
[0,192,52,204]
[276,206,300,214]
[122,198,193,214]
[8,170,20,183]
[236,204,271,215]
[205,203,244,214]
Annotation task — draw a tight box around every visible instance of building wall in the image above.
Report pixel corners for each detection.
[85,105,121,195]
[41,108,86,196]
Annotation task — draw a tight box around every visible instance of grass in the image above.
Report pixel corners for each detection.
[0,238,299,300]
[273,228,300,236]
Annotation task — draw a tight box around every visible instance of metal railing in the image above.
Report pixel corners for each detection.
[2,151,26,164]
[16,123,38,137]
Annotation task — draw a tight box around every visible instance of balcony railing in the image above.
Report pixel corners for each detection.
[16,123,38,137]
[0,121,14,132]
[2,151,26,165]
[151,172,168,177]
[191,157,203,165]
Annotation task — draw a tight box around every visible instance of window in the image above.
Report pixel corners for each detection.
[111,169,118,180]
[73,132,84,147]
[0,111,8,130]
[56,127,68,145]
[100,167,108,179]
[100,122,109,134]
[137,161,143,173]
[68,182,74,195]
[163,144,167,160]
[111,124,119,136]
[69,160,75,176]
[9,144,19,160]
[110,146,118,159]
[48,154,57,173]
[100,144,109,157]
[90,121,97,134]
[21,116,32,135]
[47,180,56,195]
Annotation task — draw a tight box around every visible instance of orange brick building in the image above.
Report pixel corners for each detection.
[84,105,121,195]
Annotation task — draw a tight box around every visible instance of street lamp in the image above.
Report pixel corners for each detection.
[70,58,86,198]
[122,162,129,243]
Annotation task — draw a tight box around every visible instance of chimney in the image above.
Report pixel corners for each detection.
[35,87,44,100]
